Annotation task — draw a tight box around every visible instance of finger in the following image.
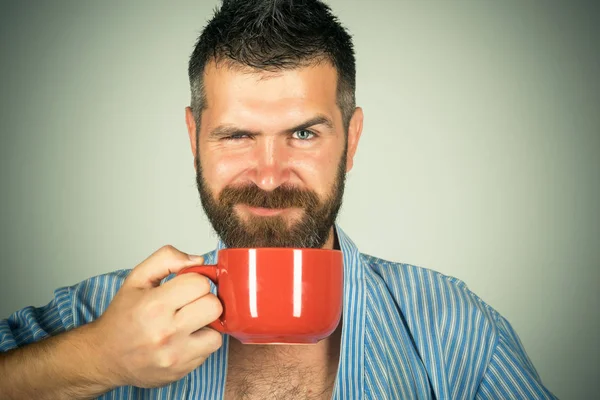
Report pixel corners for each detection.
[178,328,224,372]
[174,293,223,334]
[154,272,212,311]
[126,245,204,288]
[189,327,224,358]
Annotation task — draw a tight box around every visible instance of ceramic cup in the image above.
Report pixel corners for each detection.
[178,247,343,344]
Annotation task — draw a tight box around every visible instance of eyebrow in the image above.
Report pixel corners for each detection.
[208,114,335,139]
[287,115,334,134]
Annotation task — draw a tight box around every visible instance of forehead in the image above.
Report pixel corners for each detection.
[200,61,341,131]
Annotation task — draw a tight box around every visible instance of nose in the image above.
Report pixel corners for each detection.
[248,136,290,191]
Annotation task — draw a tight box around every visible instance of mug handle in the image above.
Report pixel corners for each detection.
[178,265,227,334]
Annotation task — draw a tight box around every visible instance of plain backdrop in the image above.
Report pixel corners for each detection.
[1,1,598,399]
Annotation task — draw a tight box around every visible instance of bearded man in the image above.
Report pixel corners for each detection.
[0,1,556,399]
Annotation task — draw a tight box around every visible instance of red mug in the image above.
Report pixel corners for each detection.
[178,248,343,344]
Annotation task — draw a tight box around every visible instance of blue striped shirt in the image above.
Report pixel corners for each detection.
[1,225,556,399]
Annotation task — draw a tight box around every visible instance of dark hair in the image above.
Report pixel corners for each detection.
[188,0,356,132]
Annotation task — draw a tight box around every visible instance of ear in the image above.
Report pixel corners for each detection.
[185,107,198,168]
[345,107,364,172]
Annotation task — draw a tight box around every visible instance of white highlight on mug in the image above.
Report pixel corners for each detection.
[249,249,258,318]
[293,249,303,317]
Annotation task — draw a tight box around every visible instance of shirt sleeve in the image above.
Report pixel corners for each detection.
[476,314,558,400]
[0,286,75,352]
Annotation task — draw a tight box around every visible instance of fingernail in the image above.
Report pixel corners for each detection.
[188,254,204,263]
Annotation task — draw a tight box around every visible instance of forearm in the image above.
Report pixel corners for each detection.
[0,322,116,400]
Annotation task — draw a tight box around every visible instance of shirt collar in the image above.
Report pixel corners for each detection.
[332,224,367,398]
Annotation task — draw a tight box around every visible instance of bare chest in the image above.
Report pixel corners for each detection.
[224,362,336,400]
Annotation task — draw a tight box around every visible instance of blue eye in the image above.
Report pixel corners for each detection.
[293,130,315,140]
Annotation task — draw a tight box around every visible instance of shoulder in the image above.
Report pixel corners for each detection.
[64,269,132,327]
[361,254,509,394]
[362,253,494,309]
[362,254,466,293]
[69,269,131,300]
[361,253,502,338]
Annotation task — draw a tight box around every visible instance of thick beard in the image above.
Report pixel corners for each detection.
[195,154,346,249]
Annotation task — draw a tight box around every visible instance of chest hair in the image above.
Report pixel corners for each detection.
[224,360,336,400]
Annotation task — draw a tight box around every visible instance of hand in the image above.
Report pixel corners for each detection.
[89,245,223,389]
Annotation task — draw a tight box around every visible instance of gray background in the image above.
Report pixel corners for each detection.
[1,1,598,399]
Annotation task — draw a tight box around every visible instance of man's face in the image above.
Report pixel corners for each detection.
[186,62,362,248]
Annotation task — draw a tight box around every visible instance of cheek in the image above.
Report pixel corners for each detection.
[200,149,247,194]
[290,148,342,195]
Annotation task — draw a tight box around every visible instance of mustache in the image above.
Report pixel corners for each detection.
[219,184,320,209]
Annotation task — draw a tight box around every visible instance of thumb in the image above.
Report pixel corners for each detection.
[126,245,205,288]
